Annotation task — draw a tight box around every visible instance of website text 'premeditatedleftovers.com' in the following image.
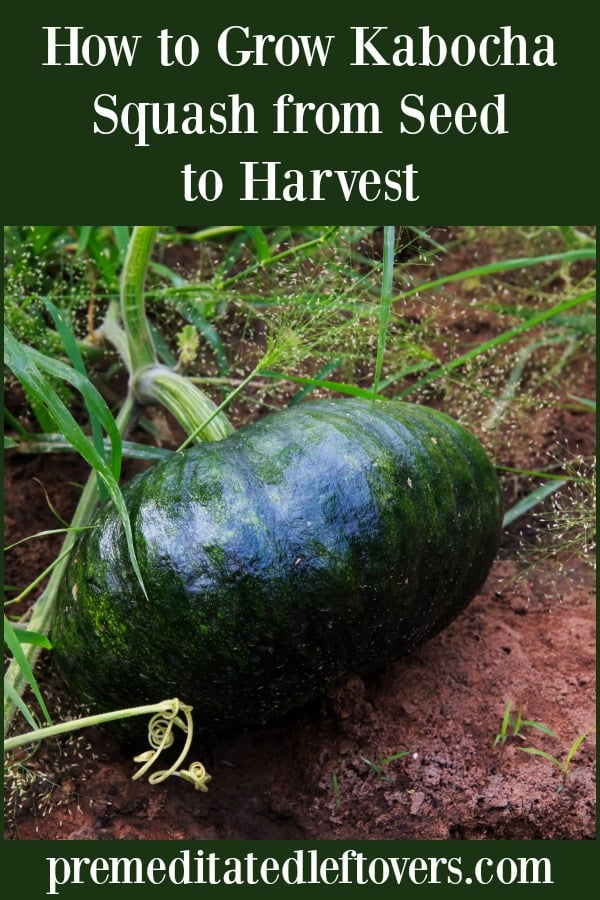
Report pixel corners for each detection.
[46,848,554,893]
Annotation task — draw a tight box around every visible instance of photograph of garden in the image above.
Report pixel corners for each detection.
[4,225,595,840]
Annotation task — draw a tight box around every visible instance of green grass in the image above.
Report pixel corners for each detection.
[494,700,594,792]
[518,728,595,792]
[361,751,413,782]
[494,699,557,749]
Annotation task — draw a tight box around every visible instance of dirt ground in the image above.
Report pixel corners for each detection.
[3,229,596,840]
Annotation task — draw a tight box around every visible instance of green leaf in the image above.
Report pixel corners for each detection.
[213,232,248,285]
[565,730,594,768]
[44,298,109,498]
[397,249,596,304]
[75,225,93,256]
[569,395,596,411]
[518,747,562,768]
[30,226,60,254]
[148,260,186,287]
[9,625,53,650]
[261,370,383,400]
[4,327,146,599]
[3,680,39,732]
[7,432,172,462]
[110,225,131,258]
[495,699,513,745]
[398,289,596,399]
[244,226,272,263]
[5,526,93,552]
[4,615,52,725]
[288,357,344,406]
[372,225,395,401]
[174,299,230,376]
[381,751,412,764]
[8,333,122,483]
[502,480,567,528]
[521,719,558,738]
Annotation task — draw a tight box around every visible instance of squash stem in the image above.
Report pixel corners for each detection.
[119,226,234,442]
[120,226,159,373]
[5,698,174,752]
[134,365,234,443]
[94,298,131,371]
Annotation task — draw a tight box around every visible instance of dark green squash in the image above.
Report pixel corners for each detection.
[53,399,502,734]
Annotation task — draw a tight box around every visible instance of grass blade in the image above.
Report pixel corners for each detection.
[4,615,52,724]
[569,395,596,411]
[5,547,73,607]
[5,527,93,552]
[244,226,272,263]
[382,751,412,764]
[4,680,40,732]
[75,226,92,256]
[564,730,594,768]
[397,248,596,303]
[8,626,52,649]
[518,747,561,766]
[4,327,146,598]
[12,337,122,483]
[398,290,595,399]
[288,358,345,406]
[502,479,567,528]
[174,299,230,376]
[261,370,383,400]
[8,433,172,462]
[495,699,513,746]
[110,225,131,258]
[213,231,249,285]
[372,225,395,402]
[44,298,108,498]
[521,720,558,738]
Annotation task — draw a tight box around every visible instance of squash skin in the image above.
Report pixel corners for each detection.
[53,399,503,733]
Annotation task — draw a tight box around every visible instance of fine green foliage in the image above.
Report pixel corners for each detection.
[502,479,567,528]
[361,751,412,782]
[395,289,595,401]
[494,700,557,749]
[4,615,52,729]
[4,327,144,598]
[494,700,594,791]
[518,729,595,792]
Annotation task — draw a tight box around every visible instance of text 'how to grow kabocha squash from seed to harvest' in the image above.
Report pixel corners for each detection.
[53,398,503,735]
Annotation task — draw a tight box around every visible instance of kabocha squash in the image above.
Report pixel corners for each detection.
[53,399,503,734]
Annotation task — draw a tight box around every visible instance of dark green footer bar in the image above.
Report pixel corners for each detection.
[1,840,595,898]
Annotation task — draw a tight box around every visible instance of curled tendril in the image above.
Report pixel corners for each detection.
[177,761,212,792]
[132,698,210,792]
[147,713,176,750]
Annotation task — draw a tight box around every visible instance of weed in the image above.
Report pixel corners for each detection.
[494,701,595,792]
[494,700,557,751]
[519,728,595,792]
[361,751,412,782]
